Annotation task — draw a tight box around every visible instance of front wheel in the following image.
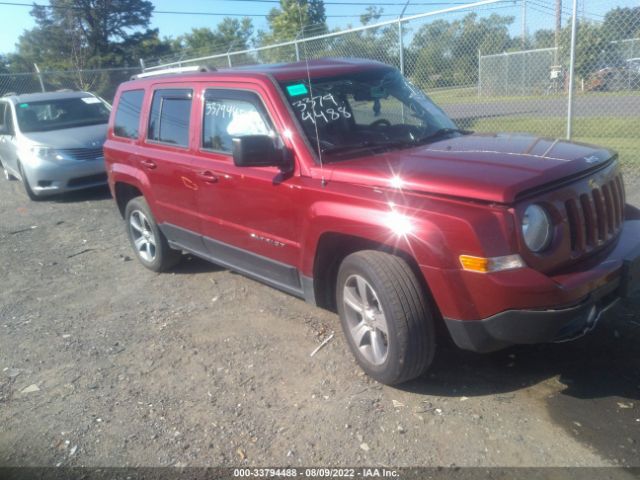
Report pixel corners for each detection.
[337,250,436,385]
[2,161,16,181]
[124,196,181,272]
[18,162,42,201]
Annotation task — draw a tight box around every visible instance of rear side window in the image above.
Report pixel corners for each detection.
[114,90,144,139]
[148,89,192,147]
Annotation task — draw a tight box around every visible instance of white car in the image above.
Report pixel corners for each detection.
[0,91,111,200]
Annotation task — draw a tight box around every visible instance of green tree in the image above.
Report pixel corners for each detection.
[174,18,254,60]
[323,7,398,67]
[0,55,9,74]
[601,7,640,41]
[15,0,164,70]
[408,12,514,89]
[257,0,327,61]
[532,29,555,49]
[11,0,169,98]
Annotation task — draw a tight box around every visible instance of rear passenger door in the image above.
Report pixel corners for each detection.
[190,87,303,291]
[141,87,201,246]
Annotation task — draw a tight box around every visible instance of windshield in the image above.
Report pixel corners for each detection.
[16,96,111,133]
[280,67,460,161]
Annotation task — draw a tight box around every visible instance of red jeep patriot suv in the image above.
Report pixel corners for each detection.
[104,58,640,385]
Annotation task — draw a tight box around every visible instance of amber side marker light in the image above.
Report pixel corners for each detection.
[459,254,525,273]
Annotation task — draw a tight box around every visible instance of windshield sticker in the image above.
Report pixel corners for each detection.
[81,97,101,104]
[286,83,308,96]
[19,103,29,108]
[292,94,351,125]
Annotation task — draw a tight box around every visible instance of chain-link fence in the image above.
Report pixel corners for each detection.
[479,48,559,96]
[2,0,639,201]
[0,67,142,102]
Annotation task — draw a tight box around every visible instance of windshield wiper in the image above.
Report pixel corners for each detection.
[413,128,471,145]
[321,139,411,155]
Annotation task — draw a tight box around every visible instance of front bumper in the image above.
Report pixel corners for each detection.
[441,215,640,353]
[23,156,107,196]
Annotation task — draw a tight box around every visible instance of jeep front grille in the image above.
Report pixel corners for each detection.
[564,174,625,253]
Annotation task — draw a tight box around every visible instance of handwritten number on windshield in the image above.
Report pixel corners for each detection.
[292,94,351,125]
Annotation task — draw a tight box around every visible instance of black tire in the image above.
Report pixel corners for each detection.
[336,250,436,385]
[1,160,16,181]
[19,162,42,201]
[124,196,181,272]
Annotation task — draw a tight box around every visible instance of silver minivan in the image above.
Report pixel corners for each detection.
[0,91,111,200]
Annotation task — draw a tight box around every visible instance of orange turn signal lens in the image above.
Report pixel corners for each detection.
[459,255,490,273]
[459,254,525,273]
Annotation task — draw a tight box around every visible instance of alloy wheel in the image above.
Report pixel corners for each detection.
[342,274,389,366]
[129,209,157,262]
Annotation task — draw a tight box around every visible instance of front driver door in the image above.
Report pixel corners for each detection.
[191,87,304,294]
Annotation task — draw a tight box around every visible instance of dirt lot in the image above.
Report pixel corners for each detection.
[0,177,639,469]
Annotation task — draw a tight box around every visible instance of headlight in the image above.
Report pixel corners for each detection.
[30,146,70,162]
[522,204,553,252]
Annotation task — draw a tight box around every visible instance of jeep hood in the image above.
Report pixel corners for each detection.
[317,133,615,204]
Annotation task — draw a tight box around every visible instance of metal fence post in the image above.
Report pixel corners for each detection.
[505,52,509,96]
[566,0,578,140]
[33,64,45,92]
[398,20,404,75]
[478,50,482,97]
[226,41,236,68]
[294,40,300,62]
[398,1,410,75]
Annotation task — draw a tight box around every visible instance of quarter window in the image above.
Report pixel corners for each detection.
[202,91,272,153]
[114,90,144,139]
[148,89,193,147]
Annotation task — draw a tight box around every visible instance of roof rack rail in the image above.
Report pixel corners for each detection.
[2,92,17,97]
[131,65,216,80]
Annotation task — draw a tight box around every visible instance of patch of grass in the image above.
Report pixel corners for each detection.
[428,87,640,105]
[464,117,640,170]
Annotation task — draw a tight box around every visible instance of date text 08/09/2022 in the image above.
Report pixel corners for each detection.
[233,468,400,478]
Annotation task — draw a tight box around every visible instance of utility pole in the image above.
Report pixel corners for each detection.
[555,0,562,63]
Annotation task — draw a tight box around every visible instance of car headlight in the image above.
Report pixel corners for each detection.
[522,204,553,252]
[30,146,70,162]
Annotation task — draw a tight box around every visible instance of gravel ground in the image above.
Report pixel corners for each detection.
[0,177,639,469]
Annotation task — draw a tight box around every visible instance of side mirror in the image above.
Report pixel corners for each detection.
[232,135,292,173]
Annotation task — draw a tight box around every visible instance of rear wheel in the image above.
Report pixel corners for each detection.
[125,196,181,272]
[337,250,436,385]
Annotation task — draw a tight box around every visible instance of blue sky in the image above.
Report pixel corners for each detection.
[0,0,636,57]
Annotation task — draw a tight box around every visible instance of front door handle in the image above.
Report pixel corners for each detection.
[197,170,218,184]
[140,159,157,169]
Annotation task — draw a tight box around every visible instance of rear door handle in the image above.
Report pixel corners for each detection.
[140,159,157,169]
[197,171,219,184]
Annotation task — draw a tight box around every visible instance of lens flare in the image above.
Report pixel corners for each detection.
[389,175,405,189]
[386,210,414,236]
